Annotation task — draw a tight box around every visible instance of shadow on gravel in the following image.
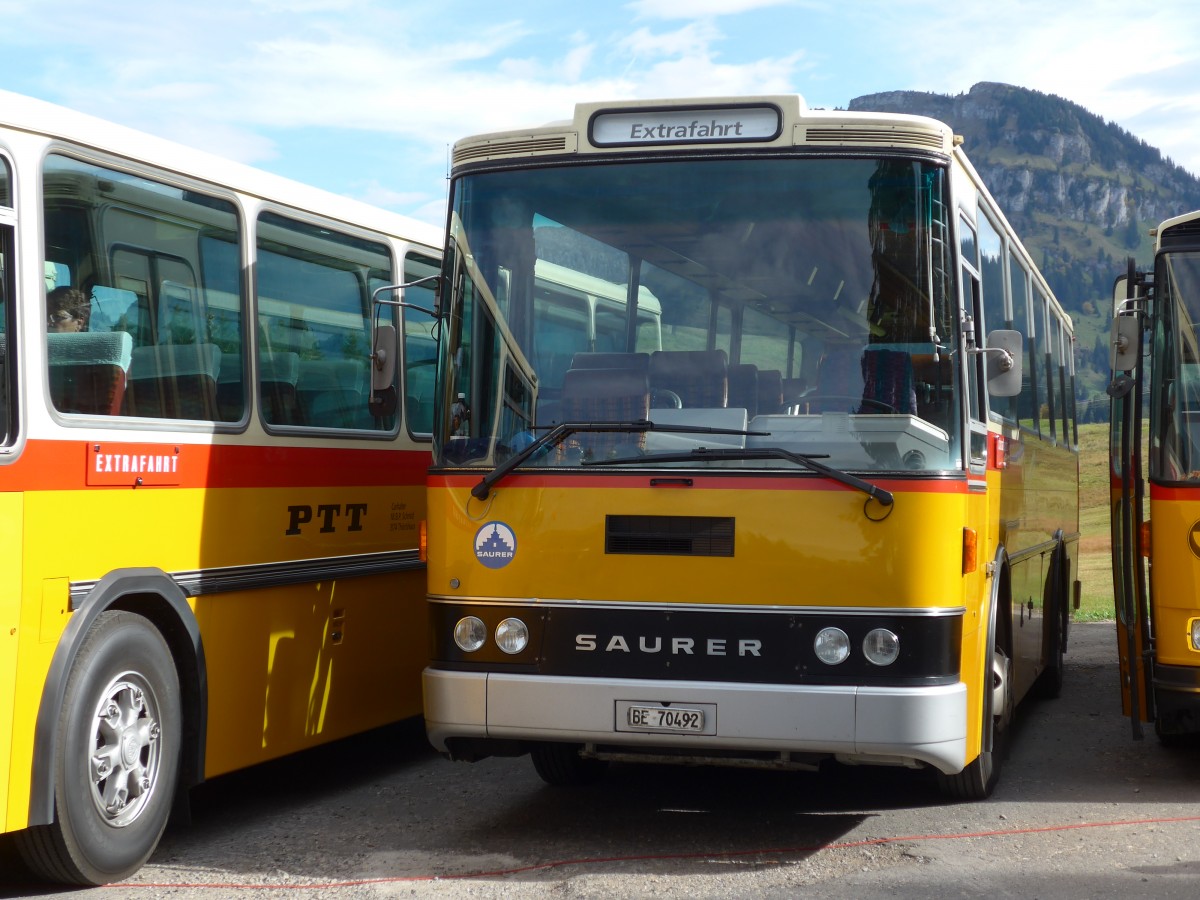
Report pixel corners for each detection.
[998,622,1200,805]
[0,716,438,894]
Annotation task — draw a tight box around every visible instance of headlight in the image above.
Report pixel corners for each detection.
[453,616,487,652]
[495,617,529,654]
[863,628,900,666]
[814,627,850,665]
[1190,618,1200,652]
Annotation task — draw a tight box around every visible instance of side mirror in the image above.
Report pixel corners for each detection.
[369,323,398,417]
[985,329,1023,398]
[1110,315,1140,373]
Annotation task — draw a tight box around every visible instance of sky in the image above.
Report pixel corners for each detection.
[2,0,1199,229]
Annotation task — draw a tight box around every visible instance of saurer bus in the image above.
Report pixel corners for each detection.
[415,95,1080,800]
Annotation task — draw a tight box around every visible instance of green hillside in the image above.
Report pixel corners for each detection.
[1077,422,1113,621]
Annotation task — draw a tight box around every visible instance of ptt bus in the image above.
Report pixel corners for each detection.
[417,95,1081,799]
[0,91,442,884]
[1110,209,1200,742]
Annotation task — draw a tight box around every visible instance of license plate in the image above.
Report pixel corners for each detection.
[625,704,705,732]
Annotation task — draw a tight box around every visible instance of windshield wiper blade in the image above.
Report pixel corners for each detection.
[585,446,893,507]
[470,420,765,500]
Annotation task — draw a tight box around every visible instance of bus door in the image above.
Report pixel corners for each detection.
[1109,270,1150,737]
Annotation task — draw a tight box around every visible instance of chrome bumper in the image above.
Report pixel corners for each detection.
[424,668,968,774]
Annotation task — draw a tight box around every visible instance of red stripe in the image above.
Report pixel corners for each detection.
[1,438,431,491]
[1150,484,1200,502]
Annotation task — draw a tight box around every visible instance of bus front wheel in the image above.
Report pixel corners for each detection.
[938,645,1012,801]
[17,610,182,885]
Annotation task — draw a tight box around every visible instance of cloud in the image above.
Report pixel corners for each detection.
[620,21,723,58]
[627,0,807,19]
[8,0,1200,219]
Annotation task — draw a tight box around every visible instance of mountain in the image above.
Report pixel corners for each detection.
[849,82,1200,422]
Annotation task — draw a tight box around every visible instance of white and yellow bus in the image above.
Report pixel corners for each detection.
[1110,209,1200,741]
[421,96,1080,799]
[0,91,441,884]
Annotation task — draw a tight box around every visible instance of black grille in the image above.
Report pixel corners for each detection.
[605,515,734,557]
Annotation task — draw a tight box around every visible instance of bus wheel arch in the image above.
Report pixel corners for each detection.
[18,569,207,885]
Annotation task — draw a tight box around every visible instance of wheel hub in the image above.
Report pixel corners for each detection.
[89,674,161,827]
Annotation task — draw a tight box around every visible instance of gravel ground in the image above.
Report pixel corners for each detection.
[3,621,1199,899]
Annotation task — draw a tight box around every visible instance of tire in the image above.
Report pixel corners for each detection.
[1035,607,1065,700]
[1034,553,1067,700]
[938,645,1012,801]
[530,743,606,786]
[16,611,182,885]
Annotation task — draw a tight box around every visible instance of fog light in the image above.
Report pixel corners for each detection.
[863,628,900,666]
[453,616,487,652]
[495,617,529,654]
[814,627,850,665]
[1190,618,1200,652]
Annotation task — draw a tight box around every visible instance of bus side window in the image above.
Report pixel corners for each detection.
[296,358,368,429]
[123,343,222,419]
[257,211,393,432]
[0,218,12,442]
[260,351,301,425]
[401,251,440,437]
[48,331,133,415]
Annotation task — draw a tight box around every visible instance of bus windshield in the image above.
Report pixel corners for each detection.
[440,155,964,474]
[1150,248,1200,482]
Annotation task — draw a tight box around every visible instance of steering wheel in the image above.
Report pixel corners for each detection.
[650,388,683,409]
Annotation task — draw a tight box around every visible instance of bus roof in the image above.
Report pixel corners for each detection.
[452,95,956,168]
[1155,209,1200,247]
[0,89,442,249]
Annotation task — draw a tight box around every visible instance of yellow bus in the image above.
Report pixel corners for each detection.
[0,90,441,884]
[1110,209,1200,741]
[420,95,1080,800]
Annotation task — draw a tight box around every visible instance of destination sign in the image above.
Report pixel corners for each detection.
[590,104,782,147]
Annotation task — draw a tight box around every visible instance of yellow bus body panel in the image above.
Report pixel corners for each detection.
[3,475,426,831]
[0,493,23,833]
[1149,496,1200,668]
[195,569,427,777]
[432,482,969,606]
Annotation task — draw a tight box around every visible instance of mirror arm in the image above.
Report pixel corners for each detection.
[967,346,1014,371]
[370,274,443,319]
[369,275,444,373]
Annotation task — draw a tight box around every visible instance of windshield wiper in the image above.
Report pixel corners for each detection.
[470,420,765,500]
[585,446,894,507]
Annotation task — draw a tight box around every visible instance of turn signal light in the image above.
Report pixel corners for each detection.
[962,527,978,575]
[419,519,428,562]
